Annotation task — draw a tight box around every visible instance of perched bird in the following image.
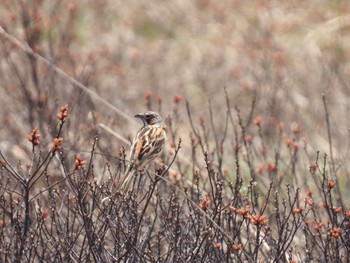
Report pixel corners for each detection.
[119,111,167,191]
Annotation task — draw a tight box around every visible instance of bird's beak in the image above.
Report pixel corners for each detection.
[134,113,143,119]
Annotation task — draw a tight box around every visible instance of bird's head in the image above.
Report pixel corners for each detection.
[134,111,164,126]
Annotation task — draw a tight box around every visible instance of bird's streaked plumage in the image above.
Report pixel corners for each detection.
[119,111,166,191]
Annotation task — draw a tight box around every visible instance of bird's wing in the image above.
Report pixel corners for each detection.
[130,125,166,166]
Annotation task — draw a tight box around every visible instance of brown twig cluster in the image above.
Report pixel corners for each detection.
[0,95,348,262]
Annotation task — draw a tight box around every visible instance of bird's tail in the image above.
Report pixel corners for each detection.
[118,164,135,192]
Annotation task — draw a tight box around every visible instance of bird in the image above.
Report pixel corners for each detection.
[118,111,167,192]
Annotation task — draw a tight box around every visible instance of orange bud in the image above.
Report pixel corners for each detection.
[310,162,317,172]
[332,206,342,213]
[231,244,242,251]
[292,208,303,214]
[285,138,293,148]
[254,116,262,126]
[214,243,222,250]
[267,162,276,174]
[245,134,252,142]
[173,95,183,104]
[144,90,153,100]
[331,227,341,239]
[306,198,314,206]
[328,180,336,189]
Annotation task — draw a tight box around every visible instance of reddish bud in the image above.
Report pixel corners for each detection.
[41,209,50,218]
[293,208,303,214]
[291,122,300,134]
[285,138,293,148]
[231,244,242,251]
[51,137,64,153]
[190,136,196,145]
[67,2,76,12]
[144,90,153,100]
[57,104,68,120]
[314,221,324,232]
[245,134,252,143]
[74,155,87,170]
[27,127,40,146]
[306,189,312,197]
[229,205,250,216]
[345,210,350,219]
[250,214,268,226]
[255,165,265,175]
[328,180,336,189]
[267,162,276,174]
[199,197,211,210]
[332,206,342,213]
[173,95,183,104]
[306,198,314,206]
[331,227,341,239]
[310,162,317,173]
[214,243,222,250]
[170,171,179,178]
[254,116,262,126]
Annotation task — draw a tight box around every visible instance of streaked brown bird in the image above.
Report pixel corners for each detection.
[119,111,166,191]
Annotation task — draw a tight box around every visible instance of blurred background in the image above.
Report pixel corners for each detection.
[1,0,350,176]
